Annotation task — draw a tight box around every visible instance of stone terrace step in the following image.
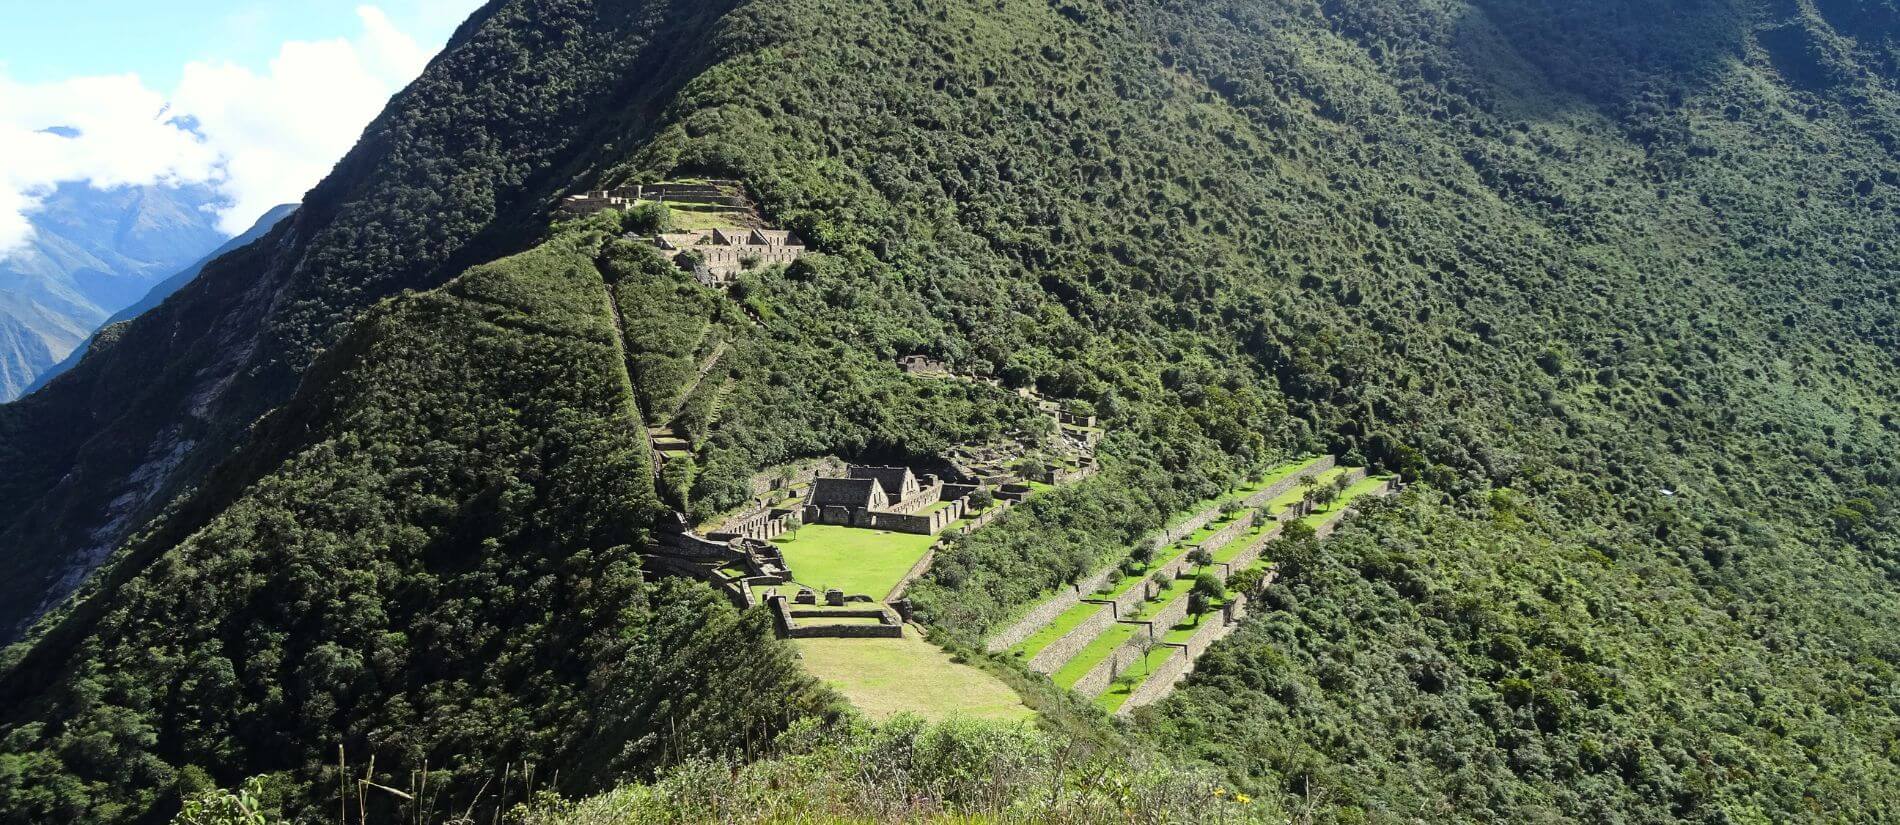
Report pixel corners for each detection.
[986,456,1335,655]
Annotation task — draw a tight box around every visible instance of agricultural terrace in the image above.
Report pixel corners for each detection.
[1302,474,1398,528]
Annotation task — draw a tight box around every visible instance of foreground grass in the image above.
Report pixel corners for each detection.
[774,526,937,599]
[794,636,1033,722]
[507,716,1277,824]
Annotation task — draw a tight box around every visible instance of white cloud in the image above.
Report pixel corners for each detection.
[0,5,453,255]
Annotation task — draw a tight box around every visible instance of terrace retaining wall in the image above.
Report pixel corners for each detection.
[1191,511,1257,554]
[985,458,1345,654]
[1026,602,1117,673]
[1242,455,1336,510]
[883,547,939,602]
[1119,593,1251,714]
[1118,646,1190,713]
[985,565,1120,653]
[1144,589,1193,636]
[1071,625,1158,698]
[1216,523,1283,580]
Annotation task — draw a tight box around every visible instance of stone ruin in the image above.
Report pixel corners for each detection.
[647,227,807,287]
[803,465,970,535]
[559,180,748,214]
[897,354,950,375]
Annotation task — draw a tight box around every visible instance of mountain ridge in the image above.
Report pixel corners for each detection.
[1,0,1897,821]
[0,183,231,401]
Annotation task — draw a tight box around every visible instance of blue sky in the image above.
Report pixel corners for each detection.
[0,1,486,251]
[0,1,479,88]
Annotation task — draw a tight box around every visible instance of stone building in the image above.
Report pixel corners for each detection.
[803,465,965,535]
[650,227,807,286]
[897,354,949,374]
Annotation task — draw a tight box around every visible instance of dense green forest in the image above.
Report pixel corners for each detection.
[2,0,1897,821]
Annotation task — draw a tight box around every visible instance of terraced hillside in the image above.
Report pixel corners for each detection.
[997,457,1396,713]
[2,0,1898,821]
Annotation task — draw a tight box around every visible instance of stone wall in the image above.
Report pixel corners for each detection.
[1217,522,1281,579]
[984,564,1120,652]
[864,500,962,535]
[882,481,945,516]
[1193,511,1257,554]
[1072,625,1159,698]
[1026,602,1116,673]
[884,547,939,602]
[1117,646,1190,714]
[787,622,904,639]
[771,596,904,638]
[1147,588,1193,635]
[662,531,738,560]
[790,608,889,620]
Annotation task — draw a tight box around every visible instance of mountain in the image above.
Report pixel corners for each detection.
[21,204,299,397]
[0,183,231,401]
[1,0,1897,822]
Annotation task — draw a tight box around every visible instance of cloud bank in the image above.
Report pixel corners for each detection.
[0,6,441,255]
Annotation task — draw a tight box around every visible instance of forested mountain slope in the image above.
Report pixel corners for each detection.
[1,0,1896,822]
[0,0,744,640]
[21,205,299,399]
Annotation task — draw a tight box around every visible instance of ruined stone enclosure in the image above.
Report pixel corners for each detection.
[561,178,807,287]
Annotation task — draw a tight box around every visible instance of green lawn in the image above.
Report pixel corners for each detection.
[774,525,938,599]
[1051,621,1145,689]
[1132,575,1194,622]
[795,635,1033,722]
[1013,602,1107,659]
[1093,648,1177,713]
[1211,520,1272,564]
[1161,616,1209,646]
[1301,475,1393,529]
[659,202,750,230]
[1264,466,1350,515]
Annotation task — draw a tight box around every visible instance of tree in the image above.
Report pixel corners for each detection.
[1131,542,1156,567]
[1149,571,1173,600]
[968,488,996,512]
[782,512,804,541]
[1189,573,1226,624]
[1228,566,1268,597]
[1189,546,1215,571]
